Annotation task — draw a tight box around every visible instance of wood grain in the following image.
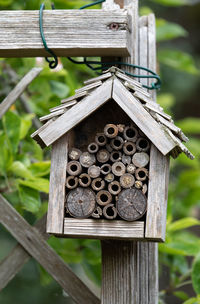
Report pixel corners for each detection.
[0,194,100,304]
[38,79,113,147]
[0,10,130,57]
[64,218,144,240]
[47,133,68,234]
[0,68,42,118]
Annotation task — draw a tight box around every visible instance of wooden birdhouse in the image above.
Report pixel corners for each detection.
[31,67,193,242]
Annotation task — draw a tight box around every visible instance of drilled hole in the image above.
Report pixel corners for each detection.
[100,194,108,203]
[108,127,114,134]
[138,171,145,178]
[114,140,121,147]
[81,176,89,184]
[95,181,102,188]
[98,136,105,143]
[116,166,121,172]
[69,179,75,186]
[103,166,109,173]
[90,144,96,151]
[113,152,119,160]
[71,165,77,172]
[106,206,114,216]
[112,184,119,192]
[127,145,133,152]
[126,128,135,138]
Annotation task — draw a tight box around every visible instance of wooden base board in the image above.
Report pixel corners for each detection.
[62,218,144,240]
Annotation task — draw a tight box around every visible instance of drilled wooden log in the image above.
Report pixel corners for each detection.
[103,204,117,220]
[110,136,124,150]
[92,206,103,219]
[135,180,143,189]
[122,154,131,165]
[142,183,148,195]
[67,161,82,176]
[135,168,148,181]
[132,152,150,168]
[123,141,136,156]
[96,190,112,206]
[112,161,126,177]
[120,173,135,189]
[91,178,105,191]
[79,173,91,188]
[66,187,96,218]
[104,124,118,138]
[136,137,150,152]
[68,148,82,161]
[88,165,101,179]
[80,152,96,168]
[108,181,121,195]
[127,164,136,174]
[104,173,115,183]
[110,151,122,163]
[95,133,107,146]
[97,149,110,163]
[66,176,79,190]
[123,126,138,142]
[117,188,147,221]
[88,142,99,154]
[100,164,112,175]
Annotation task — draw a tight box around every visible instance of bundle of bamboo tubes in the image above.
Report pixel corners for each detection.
[65,123,150,222]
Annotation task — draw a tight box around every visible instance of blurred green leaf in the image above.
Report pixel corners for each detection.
[82,240,101,265]
[158,49,199,75]
[157,19,187,42]
[192,254,200,294]
[183,298,200,304]
[151,0,193,6]
[9,161,33,179]
[0,133,13,175]
[174,291,189,301]
[2,111,21,154]
[28,161,51,177]
[176,118,200,134]
[0,0,13,6]
[139,6,153,16]
[18,178,49,193]
[168,218,200,232]
[50,80,69,98]
[20,114,35,140]
[157,93,175,112]
[82,261,101,286]
[19,185,41,213]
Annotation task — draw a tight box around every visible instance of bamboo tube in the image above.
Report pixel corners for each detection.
[104,124,118,138]
[135,168,148,181]
[132,152,150,168]
[112,162,126,177]
[91,178,105,191]
[136,137,150,152]
[108,181,121,195]
[103,204,117,220]
[67,161,82,176]
[104,173,115,183]
[122,154,131,165]
[117,124,125,133]
[110,136,124,150]
[117,188,147,221]
[88,165,100,178]
[97,149,110,163]
[80,152,96,168]
[135,180,143,189]
[92,206,103,219]
[123,126,138,142]
[120,173,135,189]
[95,133,107,146]
[127,164,136,175]
[123,141,136,156]
[100,164,112,175]
[66,187,96,218]
[106,143,113,153]
[68,148,82,161]
[110,151,122,163]
[66,176,79,190]
[142,184,148,195]
[79,173,91,187]
[88,142,99,154]
[96,190,112,206]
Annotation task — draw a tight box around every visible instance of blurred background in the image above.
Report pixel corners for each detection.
[0,0,199,303]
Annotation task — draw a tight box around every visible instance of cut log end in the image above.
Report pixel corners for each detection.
[67,161,82,176]
[120,173,135,189]
[103,204,117,220]
[108,181,121,195]
[96,190,112,206]
[112,162,126,177]
[68,148,82,161]
[91,178,105,191]
[123,126,138,142]
[66,176,79,190]
[80,152,96,168]
[104,124,119,138]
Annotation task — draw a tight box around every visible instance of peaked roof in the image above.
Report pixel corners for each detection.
[31,67,194,160]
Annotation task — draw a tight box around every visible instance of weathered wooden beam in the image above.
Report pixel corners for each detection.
[0,10,131,58]
[0,194,100,304]
[0,67,42,118]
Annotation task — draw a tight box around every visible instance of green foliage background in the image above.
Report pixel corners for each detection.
[0,0,199,303]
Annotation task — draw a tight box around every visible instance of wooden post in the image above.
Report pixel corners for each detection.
[101,1,159,303]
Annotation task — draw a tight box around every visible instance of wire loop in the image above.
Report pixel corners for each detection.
[39,3,58,69]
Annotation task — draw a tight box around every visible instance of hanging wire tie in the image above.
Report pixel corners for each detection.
[39,3,58,69]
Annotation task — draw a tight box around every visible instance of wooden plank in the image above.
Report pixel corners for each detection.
[61,91,88,104]
[0,68,42,118]
[39,109,65,122]
[75,81,102,94]
[47,133,68,234]
[143,103,172,121]
[0,194,100,304]
[64,219,144,240]
[145,14,170,244]
[116,71,142,88]
[84,72,112,85]
[112,77,176,155]
[0,215,48,291]
[0,10,130,58]
[38,79,113,147]
[50,100,77,113]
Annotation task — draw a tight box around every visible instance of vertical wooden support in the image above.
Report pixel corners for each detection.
[101,2,159,304]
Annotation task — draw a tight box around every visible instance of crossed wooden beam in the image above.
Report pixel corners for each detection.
[0,69,100,304]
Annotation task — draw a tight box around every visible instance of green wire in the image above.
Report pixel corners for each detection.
[80,0,106,10]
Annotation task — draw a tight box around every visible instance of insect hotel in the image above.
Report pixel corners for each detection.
[31,67,193,242]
